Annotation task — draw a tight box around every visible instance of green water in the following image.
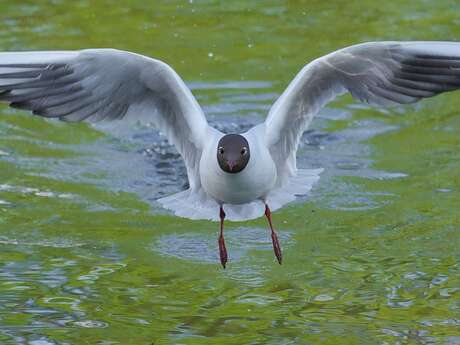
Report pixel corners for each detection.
[1,1,460,344]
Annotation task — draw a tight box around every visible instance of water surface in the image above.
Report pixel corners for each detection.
[1,1,460,344]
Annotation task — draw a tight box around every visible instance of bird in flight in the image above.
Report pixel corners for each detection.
[1,41,460,268]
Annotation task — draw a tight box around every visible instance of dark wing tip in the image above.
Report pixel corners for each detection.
[385,45,460,100]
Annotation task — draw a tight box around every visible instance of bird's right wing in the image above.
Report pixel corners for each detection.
[0,49,209,190]
[265,41,460,182]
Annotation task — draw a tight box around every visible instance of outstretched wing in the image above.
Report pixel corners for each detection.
[0,49,209,189]
[265,41,460,183]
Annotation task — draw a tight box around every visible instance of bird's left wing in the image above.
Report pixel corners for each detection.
[265,41,460,181]
[0,49,209,189]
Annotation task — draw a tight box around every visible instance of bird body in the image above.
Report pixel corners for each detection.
[2,41,460,266]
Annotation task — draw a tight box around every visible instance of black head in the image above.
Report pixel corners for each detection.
[217,134,250,174]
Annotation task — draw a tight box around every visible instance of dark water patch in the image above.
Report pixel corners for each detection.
[153,227,293,264]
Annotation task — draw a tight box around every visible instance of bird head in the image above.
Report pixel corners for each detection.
[217,134,250,174]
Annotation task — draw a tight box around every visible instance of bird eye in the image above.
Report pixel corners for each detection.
[218,147,224,155]
[241,147,247,155]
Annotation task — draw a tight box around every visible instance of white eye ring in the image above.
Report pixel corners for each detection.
[241,147,248,155]
[218,147,224,155]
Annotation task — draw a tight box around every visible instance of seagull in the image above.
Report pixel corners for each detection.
[1,41,460,268]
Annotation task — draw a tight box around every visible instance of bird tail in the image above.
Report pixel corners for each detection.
[157,188,266,221]
[265,168,323,211]
[157,168,323,222]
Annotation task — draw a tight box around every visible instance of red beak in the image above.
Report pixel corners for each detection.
[227,161,236,171]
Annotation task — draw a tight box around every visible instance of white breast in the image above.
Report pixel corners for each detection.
[200,125,277,205]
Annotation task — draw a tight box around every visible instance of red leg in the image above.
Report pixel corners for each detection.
[264,204,282,264]
[218,206,228,269]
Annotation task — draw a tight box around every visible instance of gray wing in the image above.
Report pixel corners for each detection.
[0,49,209,190]
[265,41,460,182]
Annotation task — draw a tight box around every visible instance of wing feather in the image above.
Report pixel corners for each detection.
[265,41,460,184]
[0,49,209,190]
